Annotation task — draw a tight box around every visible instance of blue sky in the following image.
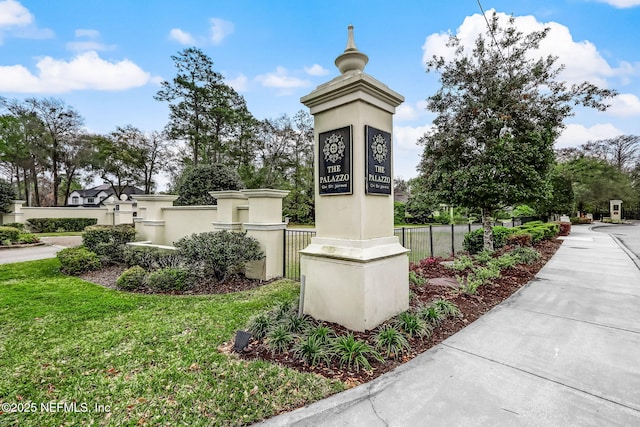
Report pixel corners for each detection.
[2,0,640,186]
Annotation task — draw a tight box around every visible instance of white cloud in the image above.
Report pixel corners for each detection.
[422,10,637,88]
[555,123,624,148]
[75,29,99,38]
[0,0,32,27]
[607,93,640,117]
[255,66,311,95]
[594,0,640,7]
[66,29,115,52]
[394,124,433,152]
[169,28,195,45]
[227,74,248,92]
[0,51,152,93]
[395,104,418,121]
[304,64,329,76]
[210,18,234,45]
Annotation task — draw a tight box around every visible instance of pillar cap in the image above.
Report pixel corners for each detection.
[133,194,179,202]
[241,189,290,199]
[335,25,368,74]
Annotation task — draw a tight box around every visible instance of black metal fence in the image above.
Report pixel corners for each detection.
[283,219,522,280]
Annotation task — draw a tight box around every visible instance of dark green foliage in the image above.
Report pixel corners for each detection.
[26,218,98,233]
[306,324,335,345]
[280,313,311,334]
[373,325,410,359]
[293,335,332,367]
[431,299,462,318]
[175,230,263,281]
[509,247,541,265]
[123,245,182,270]
[146,267,193,292]
[116,266,148,291]
[18,233,39,244]
[173,163,243,206]
[409,271,426,286]
[463,226,512,254]
[0,226,20,243]
[507,232,532,247]
[247,312,275,340]
[331,333,382,372]
[2,222,24,230]
[82,225,136,263]
[418,304,445,326]
[0,179,15,214]
[394,311,432,338]
[394,202,407,224]
[56,247,101,275]
[265,324,295,355]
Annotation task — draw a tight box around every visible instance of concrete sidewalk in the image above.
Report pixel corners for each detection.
[257,225,640,426]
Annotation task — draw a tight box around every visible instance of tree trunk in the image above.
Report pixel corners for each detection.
[481,207,494,252]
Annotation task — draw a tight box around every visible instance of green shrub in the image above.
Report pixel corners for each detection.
[507,232,532,247]
[489,253,518,270]
[146,267,193,292]
[306,324,336,345]
[331,333,382,372]
[446,255,475,271]
[394,311,431,338]
[56,247,101,275]
[26,218,98,233]
[3,222,24,230]
[394,202,406,224]
[409,271,426,286]
[419,304,445,326]
[247,312,275,340]
[373,325,410,359]
[18,233,40,244]
[463,226,513,254]
[265,324,295,355]
[509,247,540,265]
[473,250,493,265]
[280,313,311,334]
[123,245,183,270]
[0,226,20,243]
[175,230,263,281]
[293,335,333,367]
[431,299,461,318]
[116,266,148,291]
[83,225,136,263]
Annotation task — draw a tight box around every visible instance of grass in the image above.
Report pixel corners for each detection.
[0,259,343,426]
[34,231,84,237]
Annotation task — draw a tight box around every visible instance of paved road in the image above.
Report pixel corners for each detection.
[0,236,82,265]
[593,220,640,260]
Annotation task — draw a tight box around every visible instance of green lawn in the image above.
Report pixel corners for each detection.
[0,259,343,426]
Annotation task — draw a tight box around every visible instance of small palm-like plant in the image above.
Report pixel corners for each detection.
[280,313,311,334]
[419,304,445,326]
[394,311,431,338]
[265,324,294,354]
[246,312,274,340]
[293,335,332,367]
[373,325,410,359]
[331,333,382,372]
[432,298,462,318]
[271,300,296,321]
[307,324,336,344]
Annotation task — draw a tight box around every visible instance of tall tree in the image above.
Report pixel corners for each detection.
[579,135,639,172]
[155,47,253,166]
[418,13,615,250]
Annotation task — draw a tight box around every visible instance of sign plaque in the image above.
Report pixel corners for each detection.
[318,126,352,195]
[365,125,392,195]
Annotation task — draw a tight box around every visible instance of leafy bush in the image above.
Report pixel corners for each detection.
[0,179,16,214]
[306,324,336,344]
[331,333,382,372]
[83,225,136,263]
[0,226,20,243]
[280,313,311,334]
[418,304,445,326]
[473,250,493,265]
[116,266,148,291]
[146,267,193,292]
[247,313,276,340]
[3,222,24,230]
[456,273,484,294]
[463,226,512,254]
[431,299,461,318]
[123,245,183,270]
[507,232,532,247]
[394,202,406,224]
[57,247,101,275]
[489,253,518,270]
[173,163,243,206]
[446,255,475,271]
[373,325,410,359]
[18,233,40,244]
[293,335,332,367]
[26,218,98,233]
[175,231,263,281]
[559,222,571,236]
[509,247,540,265]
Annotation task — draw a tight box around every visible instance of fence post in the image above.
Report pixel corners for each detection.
[429,224,434,257]
[451,223,455,257]
[282,229,287,278]
[402,227,406,248]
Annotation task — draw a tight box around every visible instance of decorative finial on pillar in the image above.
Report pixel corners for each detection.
[335,24,369,74]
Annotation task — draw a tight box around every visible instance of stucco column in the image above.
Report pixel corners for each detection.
[209,191,248,231]
[2,200,25,224]
[114,200,135,225]
[241,189,290,280]
[610,200,623,222]
[299,26,409,331]
[132,195,178,245]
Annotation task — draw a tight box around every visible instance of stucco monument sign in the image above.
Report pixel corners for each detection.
[300,25,408,331]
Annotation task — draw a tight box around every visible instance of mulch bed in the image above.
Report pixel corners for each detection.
[241,238,562,386]
[79,239,562,387]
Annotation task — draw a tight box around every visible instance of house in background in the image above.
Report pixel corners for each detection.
[67,184,145,207]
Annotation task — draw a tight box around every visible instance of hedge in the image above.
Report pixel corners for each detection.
[27,218,98,233]
[463,222,560,254]
[83,224,136,263]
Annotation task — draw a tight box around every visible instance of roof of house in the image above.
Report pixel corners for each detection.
[71,185,145,199]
